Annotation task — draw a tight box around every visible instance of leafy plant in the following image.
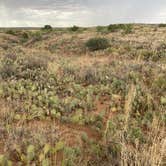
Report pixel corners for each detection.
[158,23,166,27]
[123,24,133,34]
[42,25,53,31]
[70,25,79,32]
[85,37,110,51]
[107,24,124,32]
[27,145,35,162]
[6,29,17,35]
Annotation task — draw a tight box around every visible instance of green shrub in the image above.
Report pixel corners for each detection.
[108,24,124,32]
[154,42,166,61]
[129,127,144,143]
[96,26,105,32]
[85,37,110,51]
[108,24,133,34]
[20,32,29,42]
[158,24,166,27]
[31,31,42,41]
[123,24,133,34]
[141,50,154,61]
[42,25,53,31]
[22,32,29,39]
[70,25,79,32]
[81,132,88,142]
[6,29,17,35]
[153,74,166,93]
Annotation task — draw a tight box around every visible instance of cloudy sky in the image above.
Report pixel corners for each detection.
[0,0,166,27]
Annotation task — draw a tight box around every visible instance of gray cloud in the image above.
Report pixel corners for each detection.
[0,0,166,27]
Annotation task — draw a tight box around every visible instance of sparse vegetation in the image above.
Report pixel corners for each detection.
[0,24,165,166]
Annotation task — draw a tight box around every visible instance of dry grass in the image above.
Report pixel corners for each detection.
[120,115,166,166]
[0,25,165,166]
[119,85,166,166]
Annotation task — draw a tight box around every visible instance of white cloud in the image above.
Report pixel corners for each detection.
[0,0,166,27]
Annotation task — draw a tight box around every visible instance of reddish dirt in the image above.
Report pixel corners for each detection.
[26,119,102,143]
[93,96,112,124]
[24,119,102,166]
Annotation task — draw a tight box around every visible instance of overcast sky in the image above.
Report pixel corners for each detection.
[0,0,166,27]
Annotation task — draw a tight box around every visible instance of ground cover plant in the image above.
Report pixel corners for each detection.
[0,24,165,166]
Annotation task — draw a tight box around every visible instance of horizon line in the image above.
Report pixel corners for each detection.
[0,23,165,29]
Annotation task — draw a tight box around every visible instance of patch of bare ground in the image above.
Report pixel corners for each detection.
[25,118,102,144]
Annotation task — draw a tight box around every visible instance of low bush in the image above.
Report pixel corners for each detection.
[70,25,79,32]
[20,32,29,43]
[5,29,17,35]
[32,31,42,41]
[42,25,53,31]
[108,24,125,32]
[85,37,110,51]
[0,54,17,79]
[123,24,133,34]
[158,24,166,27]
[108,24,133,34]
[96,26,106,32]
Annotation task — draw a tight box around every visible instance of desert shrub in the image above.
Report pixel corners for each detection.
[22,32,29,39]
[20,32,29,43]
[111,78,126,94]
[123,24,133,34]
[81,132,88,142]
[31,31,42,41]
[131,86,150,114]
[79,67,98,84]
[96,26,106,32]
[0,62,16,79]
[5,29,17,35]
[141,50,154,61]
[108,24,118,32]
[63,147,80,166]
[158,23,166,27]
[21,56,48,71]
[70,25,79,32]
[152,74,166,94]
[108,24,133,34]
[0,54,17,79]
[128,127,144,143]
[108,24,125,32]
[140,45,165,61]
[85,37,110,51]
[42,25,53,31]
[153,42,166,61]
